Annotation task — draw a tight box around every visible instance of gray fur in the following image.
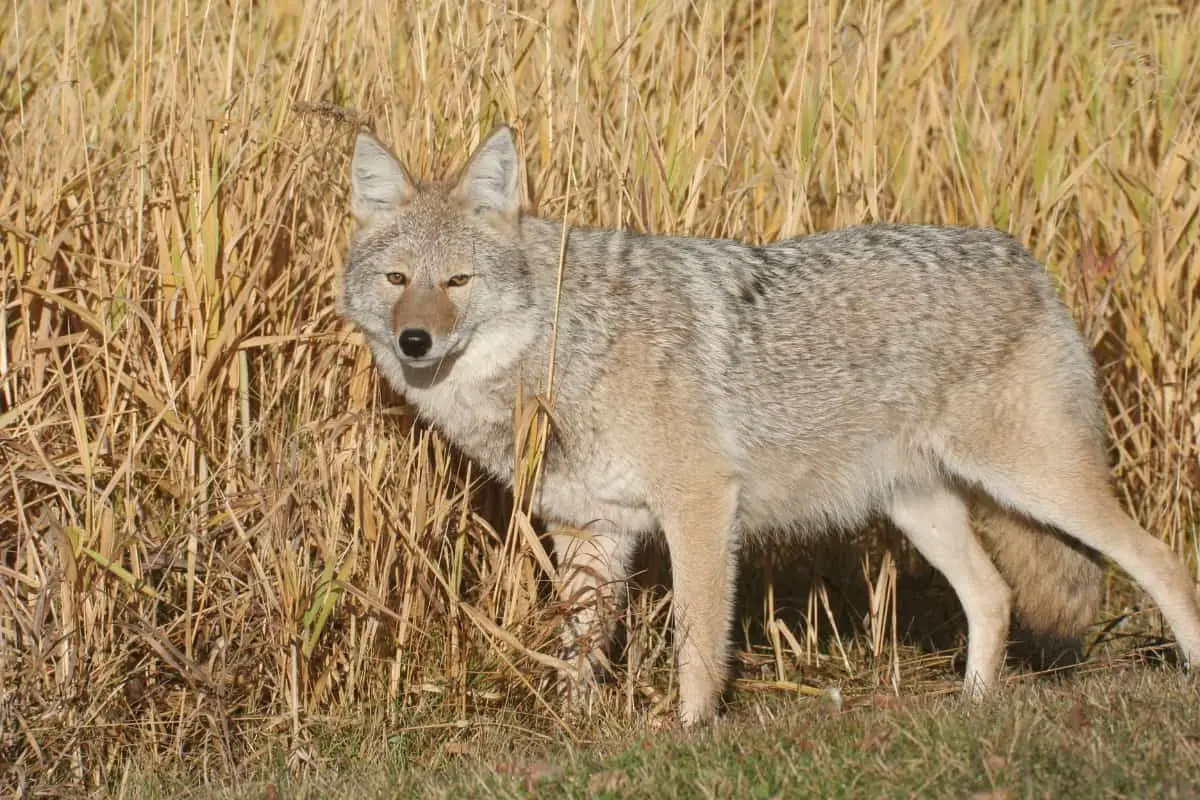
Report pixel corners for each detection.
[341,126,1200,725]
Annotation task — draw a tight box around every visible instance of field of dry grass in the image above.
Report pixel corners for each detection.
[3,0,1199,795]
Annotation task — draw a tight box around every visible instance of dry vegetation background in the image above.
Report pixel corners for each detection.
[3,0,1200,794]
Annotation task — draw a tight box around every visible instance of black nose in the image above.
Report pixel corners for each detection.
[398,328,433,358]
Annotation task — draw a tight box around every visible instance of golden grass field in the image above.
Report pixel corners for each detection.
[3,0,1200,794]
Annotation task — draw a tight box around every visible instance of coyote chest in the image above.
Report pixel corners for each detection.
[535,453,658,534]
[404,377,516,483]
[408,375,656,533]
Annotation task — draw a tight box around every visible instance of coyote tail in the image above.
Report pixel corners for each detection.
[973,497,1104,640]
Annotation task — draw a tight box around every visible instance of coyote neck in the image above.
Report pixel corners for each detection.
[399,227,560,488]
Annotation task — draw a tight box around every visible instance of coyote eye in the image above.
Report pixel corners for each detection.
[385,272,408,286]
[446,274,472,288]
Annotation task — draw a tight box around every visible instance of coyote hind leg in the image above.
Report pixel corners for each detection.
[940,340,1200,670]
[889,483,1013,698]
[969,466,1200,669]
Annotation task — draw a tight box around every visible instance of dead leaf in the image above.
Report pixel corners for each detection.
[443,740,474,756]
[1075,236,1119,295]
[860,725,892,753]
[1185,460,1200,493]
[868,693,905,711]
[969,791,1009,800]
[1077,242,1117,286]
[123,676,146,705]
[263,785,280,800]
[984,754,1008,773]
[523,760,563,791]
[494,759,564,791]
[587,769,628,794]
[1064,699,1090,732]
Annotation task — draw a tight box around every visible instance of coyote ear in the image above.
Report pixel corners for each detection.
[350,132,416,224]
[453,125,520,222]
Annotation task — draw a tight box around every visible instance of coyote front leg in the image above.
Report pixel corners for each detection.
[551,525,635,708]
[660,477,741,726]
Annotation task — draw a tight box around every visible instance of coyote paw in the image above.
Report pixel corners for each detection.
[554,647,604,716]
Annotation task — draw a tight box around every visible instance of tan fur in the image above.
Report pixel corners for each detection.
[340,125,1200,727]
[973,498,1103,639]
[391,285,461,339]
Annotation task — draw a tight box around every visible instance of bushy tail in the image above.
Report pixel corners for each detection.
[972,496,1104,641]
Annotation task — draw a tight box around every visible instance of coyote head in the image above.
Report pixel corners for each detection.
[340,126,536,382]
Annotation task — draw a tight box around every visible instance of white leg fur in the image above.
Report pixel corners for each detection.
[889,484,1012,698]
[551,527,635,706]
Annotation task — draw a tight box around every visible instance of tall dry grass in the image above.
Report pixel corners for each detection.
[2,0,1199,792]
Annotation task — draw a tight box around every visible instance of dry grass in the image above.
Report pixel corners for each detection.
[114,668,1200,799]
[2,0,1199,794]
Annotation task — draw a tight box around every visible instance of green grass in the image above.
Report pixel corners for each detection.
[116,669,1200,799]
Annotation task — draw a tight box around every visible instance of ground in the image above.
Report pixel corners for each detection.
[116,666,1200,799]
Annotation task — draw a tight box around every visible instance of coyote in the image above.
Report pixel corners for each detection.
[340,124,1200,725]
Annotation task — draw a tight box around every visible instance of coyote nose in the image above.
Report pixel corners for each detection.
[398,329,433,358]
[398,328,433,358]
